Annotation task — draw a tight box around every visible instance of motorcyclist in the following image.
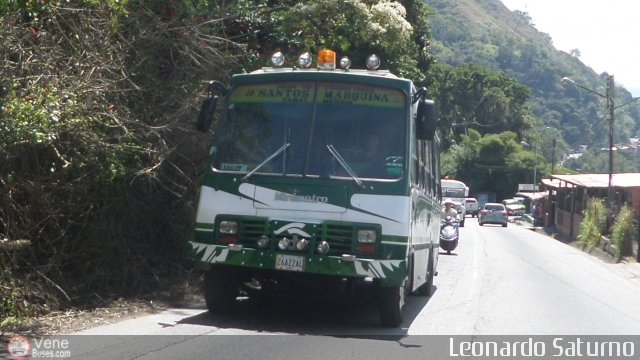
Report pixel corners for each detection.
[441,199,460,254]
[443,199,458,219]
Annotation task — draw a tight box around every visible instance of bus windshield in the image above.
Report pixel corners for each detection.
[443,188,466,198]
[212,81,407,180]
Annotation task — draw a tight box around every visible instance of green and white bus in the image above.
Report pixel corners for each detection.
[191,50,442,327]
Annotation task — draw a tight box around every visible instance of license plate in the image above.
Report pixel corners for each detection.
[275,254,305,272]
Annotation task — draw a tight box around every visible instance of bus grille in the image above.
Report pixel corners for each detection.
[323,224,353,255]
[238,219,269,246]
[231,220,355,255]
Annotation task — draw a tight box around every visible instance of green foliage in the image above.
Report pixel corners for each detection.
[226,0,432,81]
[429,63,531,148]
[0,1,240,309]
[577,198,607,247]
[1,268,22,319]
[0,264,36,321]
[440,129,544,200]
[577,215,602,248]
[567,149,640,173]
[610,206,637,257]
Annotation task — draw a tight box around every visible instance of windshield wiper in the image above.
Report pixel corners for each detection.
[242,143,290,182]
[326,144,364,189]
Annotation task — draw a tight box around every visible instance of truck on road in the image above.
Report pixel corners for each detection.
[465,198,480,217]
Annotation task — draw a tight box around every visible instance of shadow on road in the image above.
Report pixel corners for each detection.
[171,286,437,338]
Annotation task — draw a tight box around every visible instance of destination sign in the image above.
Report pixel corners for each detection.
[231,83,314,103]
[230,82,405,107]
[318,84,404,108]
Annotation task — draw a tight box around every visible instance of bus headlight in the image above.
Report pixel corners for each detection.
[295,238,308,251]
[219,221,238,234]
[277,237,290,250]
[316,241,330,255]
[357,229,376,243]
[256,235,269,249]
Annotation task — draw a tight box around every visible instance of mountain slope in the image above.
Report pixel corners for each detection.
[424,0,640,159]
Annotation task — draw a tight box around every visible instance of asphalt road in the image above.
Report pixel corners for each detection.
[57,217,640,359]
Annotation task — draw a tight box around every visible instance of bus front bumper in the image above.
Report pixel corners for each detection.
[189,241,407,287]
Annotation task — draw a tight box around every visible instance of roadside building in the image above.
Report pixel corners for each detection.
[540,173,640,241]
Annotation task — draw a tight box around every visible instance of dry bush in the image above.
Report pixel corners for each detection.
[1,1,245,317]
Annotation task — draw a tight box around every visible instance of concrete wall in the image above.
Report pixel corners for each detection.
[555,208,582,241]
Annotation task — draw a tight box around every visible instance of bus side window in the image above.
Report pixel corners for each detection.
[417,139,424,190]
[412,134,419,187]
[424,140,432,197]
[432,140,441,199]
[420,140,428,191]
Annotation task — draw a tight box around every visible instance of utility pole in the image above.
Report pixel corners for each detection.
[551,138,556,175]
[606,75,615,229]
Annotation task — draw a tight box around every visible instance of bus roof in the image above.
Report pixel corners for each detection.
[230,68,413,90]
[441,179,468,188]
[252,67,398,78]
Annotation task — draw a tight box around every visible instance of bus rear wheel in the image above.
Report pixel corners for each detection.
[204,267,239,313]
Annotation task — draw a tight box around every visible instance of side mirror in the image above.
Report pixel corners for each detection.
[196,81,227,133]
[416,98,437,141]
[197,94,218,132]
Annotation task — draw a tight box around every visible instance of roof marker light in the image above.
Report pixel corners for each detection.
[298,52,313,68]
[317,49,336,70]
[271,51,285,67]
[366,54,380,70]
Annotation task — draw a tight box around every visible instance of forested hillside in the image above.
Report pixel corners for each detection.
[425,0,640,172]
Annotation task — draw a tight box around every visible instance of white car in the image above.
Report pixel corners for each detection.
[502,198,525,216]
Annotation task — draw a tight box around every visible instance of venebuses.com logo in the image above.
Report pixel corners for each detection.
[6,336,30,358]
[5,335,72,359]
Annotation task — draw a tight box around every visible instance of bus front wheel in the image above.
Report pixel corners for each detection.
[415,251,435,296]
[204,267,239,313]
[379,278,408,327]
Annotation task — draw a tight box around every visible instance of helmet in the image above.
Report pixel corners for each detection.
[444,199,453,205]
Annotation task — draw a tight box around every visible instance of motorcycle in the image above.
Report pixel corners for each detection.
[439,215,459,254]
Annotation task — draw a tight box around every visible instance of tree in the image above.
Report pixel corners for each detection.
[428,63,532,149]
[226,0,433,81]
[440,130,544,200]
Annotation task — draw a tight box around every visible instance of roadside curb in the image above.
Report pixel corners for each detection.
[514,218,640,279]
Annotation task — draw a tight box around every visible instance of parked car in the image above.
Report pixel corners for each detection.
[465,197,480,217]
[502,198,525,216]
[479,203,508,227]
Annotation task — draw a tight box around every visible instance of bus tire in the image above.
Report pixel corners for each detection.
[415,250,435,296]
[379,279,407,327]
[204,267,239,313]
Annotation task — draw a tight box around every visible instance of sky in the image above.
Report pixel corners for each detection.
[500,0,640,97]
